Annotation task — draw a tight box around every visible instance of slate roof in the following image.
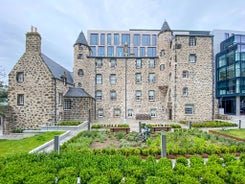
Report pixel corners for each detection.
[64,87,92,98]
[74,31,89,47]
[41,54,74,84]
[160,20,171,32]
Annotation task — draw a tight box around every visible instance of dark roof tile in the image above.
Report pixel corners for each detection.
[64,87,92,98]
[41,54,74,84]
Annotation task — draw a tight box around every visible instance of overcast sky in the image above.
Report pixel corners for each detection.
[0,0,245,84]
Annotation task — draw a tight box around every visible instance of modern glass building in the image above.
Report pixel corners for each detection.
[87,29,159,57]
[216,34,245,115]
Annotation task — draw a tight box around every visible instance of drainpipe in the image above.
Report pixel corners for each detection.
[124,57,128,123]
[211,37,215,120]
[94,58,97,120]
[53,78,57,125]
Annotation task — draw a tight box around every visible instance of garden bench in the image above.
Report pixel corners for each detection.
[151,126,171,132]
[109,127,130,133]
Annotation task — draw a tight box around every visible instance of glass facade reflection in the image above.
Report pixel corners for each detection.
[216,34,245,114]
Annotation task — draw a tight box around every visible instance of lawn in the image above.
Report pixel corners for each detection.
[217,129,245,139]
[0,131,64,156]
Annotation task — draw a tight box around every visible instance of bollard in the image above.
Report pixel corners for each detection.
[139,121,142,133]
[54,135,60,155]
[161,133,166,158]
[188,121,192,129]
[239,120,241,129]
[88,109,91,131]
[77,177,81,184]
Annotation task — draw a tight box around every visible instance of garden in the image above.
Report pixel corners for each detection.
[1,125,245,183]
[61,129,245,157]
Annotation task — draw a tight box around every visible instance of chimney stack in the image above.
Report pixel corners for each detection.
[26,26,41,53]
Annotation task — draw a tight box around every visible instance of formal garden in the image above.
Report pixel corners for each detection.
[0,120,245,183]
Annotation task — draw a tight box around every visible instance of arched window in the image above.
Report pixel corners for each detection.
[78,69,84,76]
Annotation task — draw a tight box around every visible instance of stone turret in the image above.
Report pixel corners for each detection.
[73,31,94,97]
[26,26,41,53]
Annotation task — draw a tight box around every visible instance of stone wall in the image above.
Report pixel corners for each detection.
[63,97,95,121]
[74,30,215,122]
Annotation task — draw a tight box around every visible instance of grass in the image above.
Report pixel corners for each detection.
[0,131,64,156]
[217,129,245,139]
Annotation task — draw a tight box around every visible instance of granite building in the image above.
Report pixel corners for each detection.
[74,21,214,122]
[8,21,215,129]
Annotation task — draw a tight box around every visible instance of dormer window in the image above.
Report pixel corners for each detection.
[16,72,24,83]
[61,72,67,85]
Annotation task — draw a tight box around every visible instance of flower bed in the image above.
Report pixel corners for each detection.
[61,129,245,157]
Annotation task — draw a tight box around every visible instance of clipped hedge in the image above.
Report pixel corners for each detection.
[58,121,82,126]
[0,153,245,184]
[91,123,129,129]
[179,120,237,128]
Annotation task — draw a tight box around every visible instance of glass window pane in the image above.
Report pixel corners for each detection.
[90,46,96,56]
[122,34,130,45]
[142,34,150,46]
[140,47,145,57]
[107,33,111,45]
[133,34,140,46]
[107,46,114,57]
[90,33,98,45]
[114,33,119,45]
[152,34,157,46]
[98,46,105,57]
[100,33,105,45]
[116,47,124,57]
[134,47,138,57]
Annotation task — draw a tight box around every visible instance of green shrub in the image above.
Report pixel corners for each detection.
[59,121,81,126]
[91,124,101,129]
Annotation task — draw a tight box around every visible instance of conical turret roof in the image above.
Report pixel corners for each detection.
[160,20,171,33]
[74,31,89,47]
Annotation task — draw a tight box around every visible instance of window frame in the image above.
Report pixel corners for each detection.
[189,36,196,46]
[96,90,102,101]
[96,59,103,68]
[148,90,155,102]
[135,90,142,102]
[64,99,71,110]
[16,72,24,83]
[110,90,117,101]
[98,108,104,117]
[17,94,24,106]
[58,93,63,106]
[150,108,156,117]
[96,74,102,84]
[149,59,155,68]
[128,109,133,117]
[110,74,117,84]
[189,54,197,63]
[182,87,188,96]
[185,104,194,115]
[135,73,142,84]
[110,59,117,68]
[149,73,155,83]
[114,108,121,117]
[78,69,84,76]
[136,59,142,69]
[182,71,189,78]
